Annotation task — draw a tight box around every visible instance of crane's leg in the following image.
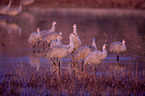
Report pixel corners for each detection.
[81,60,84,72]
[117,55,119,62]
[71,52,74,62]
[0,42,5,47]
[50,58,56,66]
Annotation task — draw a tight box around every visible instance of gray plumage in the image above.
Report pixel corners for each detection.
[84,44,107,65]
[50,37,62,48]
[42,31,63,44]
[40,21,57,37]
[109,39,127,54]
[28,27,41,48]
[109,39,127,61]
[72,24,81,52]
[73,38,97,62]
[43,33,75,65]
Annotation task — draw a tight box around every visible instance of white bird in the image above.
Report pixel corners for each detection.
[28,27,42,48]
[72,24,81,52]
[0,41,5,47]
[109,39,127,61]
[84,44,107,65]
[73,38,97,63]
[6,4,22,16]
[43,33,75,66]
[21,0,34,6]
[0,0,12,15]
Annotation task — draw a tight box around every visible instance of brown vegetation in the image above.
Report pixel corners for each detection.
[0,65,144,95]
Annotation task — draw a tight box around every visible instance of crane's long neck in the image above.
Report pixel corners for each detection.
[101,48,107,60]
[50,24,55,32]
[73,27,77,35]
[57,38,62,45]
[68,36,74,53]
[19,5,22,12]
[92,40,97,49]
[121,43,127,52]
[6,0,12,9]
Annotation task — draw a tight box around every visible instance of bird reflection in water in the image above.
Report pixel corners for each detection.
[0,20,22,37]
[0,20,7,28]
[28,50,43,71]
[7,23,22,37]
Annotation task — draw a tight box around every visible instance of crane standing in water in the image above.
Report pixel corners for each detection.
[50,34,62,48]
[72,24,81,52]
[42,31,63,49]
[109,39,127,61]
[43,33,75,67]
[73,38,97,63]
[40,21,57,36]
[28,27,42,49]
[84,44,107,69]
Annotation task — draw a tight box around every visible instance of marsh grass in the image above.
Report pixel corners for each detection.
[0,62,144,96]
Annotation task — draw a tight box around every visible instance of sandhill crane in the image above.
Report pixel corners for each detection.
[0,0,12,15]
[40,21,57,36]
[0,41,5,47]
[6,4,22,16]
[28,27,42,48]
[43,33,75,67]
[42,31,63,49]
[72,24,81,52]
[73,38,97,63]
[84,44,107,66]
[109,39,127,61]
[50,36,62,48]
[21,0,34,6]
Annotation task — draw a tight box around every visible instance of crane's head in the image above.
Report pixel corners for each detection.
[69,33,76,38]
[53,21,57,25]
[103,44,107,49]
[73,24,76,28]
[59,31,63,37]
[36,27,40,33]
[122,39,126,44]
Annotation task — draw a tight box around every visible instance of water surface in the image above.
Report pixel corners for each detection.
[0,8,144,76]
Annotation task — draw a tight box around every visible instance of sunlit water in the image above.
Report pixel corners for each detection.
[0,8,144,78]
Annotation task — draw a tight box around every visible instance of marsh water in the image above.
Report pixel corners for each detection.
[0,8,145,72]
[0,8,145,94]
